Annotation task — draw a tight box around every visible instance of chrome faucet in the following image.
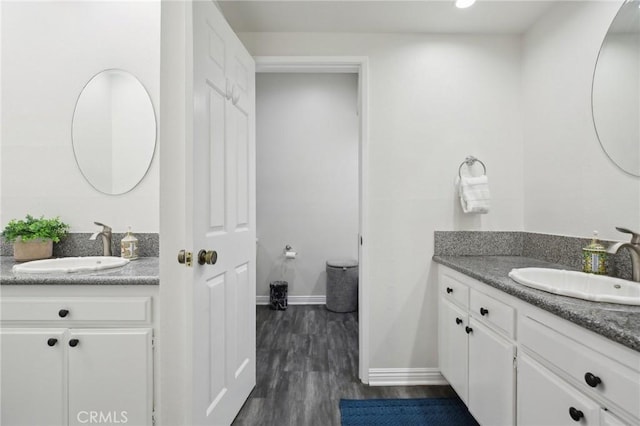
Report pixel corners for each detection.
[90,222,112,256]
[606,227,640,282]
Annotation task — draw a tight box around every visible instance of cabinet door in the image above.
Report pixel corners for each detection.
[467,318,515,426]
[518,353,600,426]
[0,328,66,426]
[67,328,152,426]
[601,410,631,426]
[439,298,469,403]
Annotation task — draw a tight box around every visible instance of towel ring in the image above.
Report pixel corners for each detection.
[458,156,487,178]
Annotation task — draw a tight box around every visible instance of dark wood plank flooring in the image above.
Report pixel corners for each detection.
[232,305,455,425]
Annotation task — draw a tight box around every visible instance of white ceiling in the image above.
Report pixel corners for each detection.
[217,0,561,35]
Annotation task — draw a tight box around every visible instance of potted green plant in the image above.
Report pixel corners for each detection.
[2,215,70,261]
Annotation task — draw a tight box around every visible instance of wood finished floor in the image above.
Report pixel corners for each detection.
[232,305,455,425]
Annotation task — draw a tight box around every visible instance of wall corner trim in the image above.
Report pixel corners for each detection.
[368,368,447,386]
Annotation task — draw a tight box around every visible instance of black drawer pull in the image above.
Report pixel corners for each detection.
[465,326,473,334]
[584,372,601,388]
[569,407,584,422]
[58,309,69,318]
[47,338,58,347]
[69,339,80,347]
[446,287,453,294]
[480,307,489,316]
[455,317,463,325]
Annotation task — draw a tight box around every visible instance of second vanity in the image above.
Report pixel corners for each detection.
[0,257,159,426]
[433,255,640,426]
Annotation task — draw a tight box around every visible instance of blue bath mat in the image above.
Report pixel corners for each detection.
[340,397,480,426]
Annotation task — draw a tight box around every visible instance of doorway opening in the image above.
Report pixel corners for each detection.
[254,57,370,383]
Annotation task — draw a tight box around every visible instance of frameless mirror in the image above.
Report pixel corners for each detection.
[72,69,157,194]
[592,0,640,177]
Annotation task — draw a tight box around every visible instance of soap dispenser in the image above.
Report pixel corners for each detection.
[582,231,608,275]
[120,227,139,260]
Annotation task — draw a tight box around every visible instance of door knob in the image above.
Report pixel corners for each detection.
[198,250,218,265]
[177,250,193,267]
[58,309,69,318]
[69,339,80,347]
[47,338,58,347]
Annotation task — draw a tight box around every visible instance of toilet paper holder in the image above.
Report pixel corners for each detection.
[284,245,297,259]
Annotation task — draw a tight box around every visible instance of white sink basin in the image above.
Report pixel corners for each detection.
[12,256,129,274]
[508,268,640,305]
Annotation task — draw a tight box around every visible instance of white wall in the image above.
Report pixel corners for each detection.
[522,1,640,241]
[256,73,359,299]
[1,1,160,233]
[241,32,525,369]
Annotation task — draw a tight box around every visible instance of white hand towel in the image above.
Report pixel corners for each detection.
[457,175,491,214]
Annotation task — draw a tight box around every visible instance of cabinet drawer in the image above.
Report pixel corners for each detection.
[440,272,469,309]
[520,315,640,420]
[1,297,152,323]
[518,353,601,426]
[470,290,515,338]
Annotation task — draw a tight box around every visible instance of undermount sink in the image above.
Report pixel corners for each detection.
[12,256,129,274]
[508,268,640,306]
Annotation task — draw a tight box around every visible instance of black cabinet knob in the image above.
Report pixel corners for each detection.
[465,326,473,334]
[455,317,463,325]
[446,287,453,294]
[47,338,58,347]
[584,372,601,388]
[569,407,584,421]
[480,307,489,316]
[68,339,79,347]
[58,309,69,318]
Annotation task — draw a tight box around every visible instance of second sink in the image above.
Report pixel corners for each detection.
[12,256,129,274]
[508,268,640,306]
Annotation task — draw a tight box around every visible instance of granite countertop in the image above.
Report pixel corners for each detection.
[0,256,159,285]
[433,255,640,353]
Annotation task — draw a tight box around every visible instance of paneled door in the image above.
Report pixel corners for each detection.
[0,329,66,426]
[190,1,256,424]
[67,329,153,426]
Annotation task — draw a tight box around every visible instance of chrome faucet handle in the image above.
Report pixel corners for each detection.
[615,227,640,245]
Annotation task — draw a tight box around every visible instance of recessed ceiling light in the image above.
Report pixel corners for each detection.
[455,0,477,9]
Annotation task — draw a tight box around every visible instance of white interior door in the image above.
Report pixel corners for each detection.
[191,2,256,424]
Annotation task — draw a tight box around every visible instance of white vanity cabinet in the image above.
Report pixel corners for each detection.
[0,286,157,426]
[438,268,516,426]
[437,264,640,426]
[518,312,640,426]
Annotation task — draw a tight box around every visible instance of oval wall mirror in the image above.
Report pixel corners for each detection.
[592,0,640,177]
[72,69,157,194]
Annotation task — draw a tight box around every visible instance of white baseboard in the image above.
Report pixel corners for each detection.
[256,295,326,305]
[368,368,447,386]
